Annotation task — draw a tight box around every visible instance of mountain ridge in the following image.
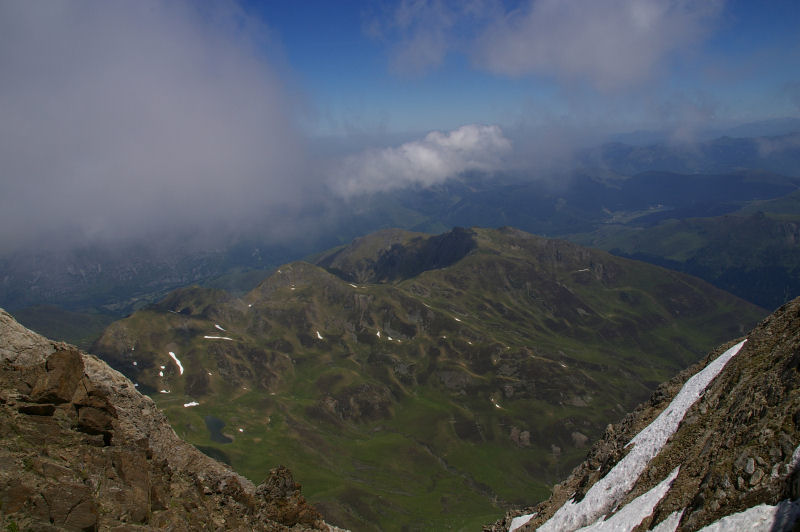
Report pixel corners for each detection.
[90,226,765,529]
[487,296,800,531]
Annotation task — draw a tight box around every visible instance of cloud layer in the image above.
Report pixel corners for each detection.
[0,1,308,252]
[368,0,724,90]
[475,0,724,89]
[331,124,511,196]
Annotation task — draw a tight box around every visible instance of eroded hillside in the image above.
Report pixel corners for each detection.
[91,227,766,530]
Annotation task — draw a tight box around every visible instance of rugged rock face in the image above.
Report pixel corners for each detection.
[0,309,338,531]
[487,297,800,531]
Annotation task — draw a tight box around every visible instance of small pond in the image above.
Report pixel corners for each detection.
[204,415,233,444]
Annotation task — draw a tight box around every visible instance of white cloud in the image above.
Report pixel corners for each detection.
[474,0,724,90]
[0,1,309,252]
[331,124,511,196]
[365,0,499,75]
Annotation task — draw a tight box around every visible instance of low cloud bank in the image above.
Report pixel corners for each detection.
[331,124,511,196]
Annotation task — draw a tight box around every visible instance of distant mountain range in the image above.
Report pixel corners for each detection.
[4,127,800,342]
[89,227,764,529]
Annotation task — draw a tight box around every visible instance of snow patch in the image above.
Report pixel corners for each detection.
[248,303,252,308]
[537,340,746,531]
[159,389,170,394]
[183,401,200,408]
[349,283,358,288]
[649,510,684,532]
[454,317,461,322]
[238,428,244,433]
[159,371,164,377]
[204,335,234,341]
[387,336,393,341]
[377,331,381,338]
[509,514,534,532]
[215,324,226,331]
[316,330,324,340]
[578,467,679,531]
[132,361,137,366]
[789,444,800,471]
[696,500,800,531]
[168,351,184,375]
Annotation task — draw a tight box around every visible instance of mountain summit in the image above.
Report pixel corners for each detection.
[489,296,800,531]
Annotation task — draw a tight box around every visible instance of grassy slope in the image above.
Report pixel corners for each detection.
[91,227,765,530]
[573,209,800,311]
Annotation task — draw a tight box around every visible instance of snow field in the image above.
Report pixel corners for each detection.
[529,340,747,532]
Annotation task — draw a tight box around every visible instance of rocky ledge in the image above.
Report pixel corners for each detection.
[0,309,340,531]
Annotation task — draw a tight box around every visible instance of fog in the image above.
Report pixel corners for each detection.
[0,1,312,253]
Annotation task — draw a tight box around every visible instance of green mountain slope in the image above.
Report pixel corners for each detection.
[576,209,800,311]
[91,227,765,530]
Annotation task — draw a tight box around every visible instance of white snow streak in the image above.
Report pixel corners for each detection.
[204,335,235,341]
[509,514,535,532]
[183,401,199,408]
[316,330,324,340]
[350,283,358,288]
[159,371,164,377]
[696,500,800,531]
[536,340,746,532]
[790,444,800,471]
[649,510,683,532]
[168,351,184,375]
[578,467,679,531]
[215,324,226,331]
[159,389,170,394]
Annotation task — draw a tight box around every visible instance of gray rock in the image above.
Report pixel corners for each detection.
[745,457,756,475]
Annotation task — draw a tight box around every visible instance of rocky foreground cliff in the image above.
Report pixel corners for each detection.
[488,297,800,531]
[0,309,339,531]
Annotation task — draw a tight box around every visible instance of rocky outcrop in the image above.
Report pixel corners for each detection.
[486,297,800,531]
[0,309,338,531]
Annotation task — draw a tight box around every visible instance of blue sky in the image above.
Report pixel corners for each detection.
[247,0,800,136]
[0,0,798,250]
